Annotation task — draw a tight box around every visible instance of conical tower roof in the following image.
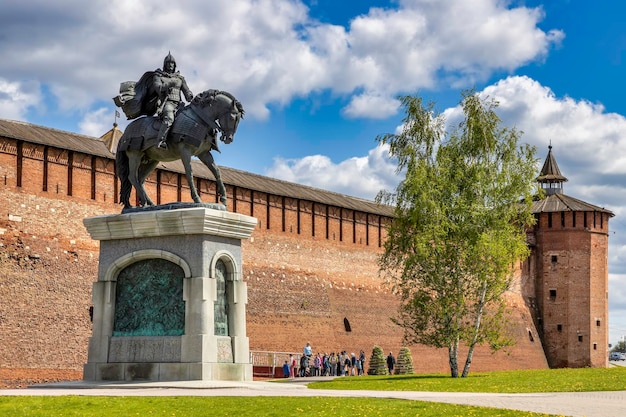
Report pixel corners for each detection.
[99,123,123,154]
[536,145,567,196]
[537,145,568,183]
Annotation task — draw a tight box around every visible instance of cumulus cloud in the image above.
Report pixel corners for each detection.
[342,92,400,119]
[441,76,626,188]
[77,107,127,138]
[0,0,561,124]
[266,144,398,200]
[0,79,42,121]
[268,75,626,212]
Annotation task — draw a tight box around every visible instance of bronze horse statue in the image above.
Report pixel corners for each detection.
[115,90,244,211]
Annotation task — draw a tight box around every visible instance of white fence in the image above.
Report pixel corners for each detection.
[249,350,300,377]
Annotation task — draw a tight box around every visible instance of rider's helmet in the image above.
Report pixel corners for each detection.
[163,52,176,72]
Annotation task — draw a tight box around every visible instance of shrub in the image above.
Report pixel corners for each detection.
[395,346,414,375]
[367,345,388,375]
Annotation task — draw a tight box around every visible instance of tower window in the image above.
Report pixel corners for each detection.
[557,324,562,332]
[593,343,597,350]
[548,212,552,228]
[343,317,352,332]
[596,319,601,326]
[551,255,558,263]
[572,212,576,227]
[561,211,565,227]
[549,289,557,299]
[578,334,583,342]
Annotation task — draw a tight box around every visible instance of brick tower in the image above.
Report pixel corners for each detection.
[531,146,613,368]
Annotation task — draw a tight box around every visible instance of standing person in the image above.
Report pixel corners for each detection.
[290,355,297,378]
[350,352,357,376]
[313,353,321,376]
[336,351,342,376]
[358,350,366,376]
[282,360,290,378]
[300,354,309,377]
[329,352,337,376]
[304,342,312,357]
[323,353,329,376]
[344,352,352,376]
[153,52,194,149]
[387,351,396,375]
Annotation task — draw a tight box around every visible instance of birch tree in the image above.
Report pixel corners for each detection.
[377,91,537,377]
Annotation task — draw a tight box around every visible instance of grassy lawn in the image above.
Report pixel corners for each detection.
[308,367,626,393]
[3,368,625,416]
[0,396,555,417]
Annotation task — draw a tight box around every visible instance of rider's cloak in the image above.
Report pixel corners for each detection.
[113,71,159,120]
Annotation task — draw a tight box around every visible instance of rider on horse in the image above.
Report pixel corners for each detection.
[113,52,194,149]
[154,52,194,149]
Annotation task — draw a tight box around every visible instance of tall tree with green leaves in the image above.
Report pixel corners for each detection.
[377,90,538,377]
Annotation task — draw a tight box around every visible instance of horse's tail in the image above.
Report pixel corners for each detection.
[115,143,132,208]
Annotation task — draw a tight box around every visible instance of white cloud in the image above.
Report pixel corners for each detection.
[478,76,626,179]
[0,79,42,121]
[269,75,626,208]
[609,277,626,345]
[342,92,400,119]
[266,144,397,200]
[78,107,123,138]
[0,0,561,122]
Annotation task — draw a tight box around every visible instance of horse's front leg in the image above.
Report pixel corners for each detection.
[127,151,153,207]
[180,147,202,203]
[138,159,159,206]
[197,151,227,206]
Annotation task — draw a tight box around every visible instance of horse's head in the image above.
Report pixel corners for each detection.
[194,90,244,145]
[216,93,244,144]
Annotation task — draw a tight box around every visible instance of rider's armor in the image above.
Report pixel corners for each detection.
[155,52,193,149]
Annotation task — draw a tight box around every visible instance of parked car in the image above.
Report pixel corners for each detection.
[609,352,626,361]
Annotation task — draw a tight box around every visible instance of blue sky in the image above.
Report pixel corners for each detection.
[1,0,626,347]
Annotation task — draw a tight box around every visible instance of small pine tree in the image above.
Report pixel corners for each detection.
[395,346,414,375]
[367,345,388,375]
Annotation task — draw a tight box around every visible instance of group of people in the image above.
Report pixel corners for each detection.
[283,343,367,378]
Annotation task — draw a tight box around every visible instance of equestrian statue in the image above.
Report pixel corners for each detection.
[113,52,244,212]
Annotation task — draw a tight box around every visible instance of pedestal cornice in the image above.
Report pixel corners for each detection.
[84,207,257,241]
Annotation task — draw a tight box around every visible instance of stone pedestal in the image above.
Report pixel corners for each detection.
[82,207,257,382]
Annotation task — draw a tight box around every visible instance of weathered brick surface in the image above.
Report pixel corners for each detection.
[0,134,554,384]
[533,211,610,368]
[0,215,98,371]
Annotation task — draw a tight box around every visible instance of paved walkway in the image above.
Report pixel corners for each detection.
[2,378,625,417]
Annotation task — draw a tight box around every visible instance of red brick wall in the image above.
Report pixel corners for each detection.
[533,211,609,368]
[0,134,549,374]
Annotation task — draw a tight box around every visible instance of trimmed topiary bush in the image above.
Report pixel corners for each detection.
[367,345,388,375]
[395,346,414,375]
